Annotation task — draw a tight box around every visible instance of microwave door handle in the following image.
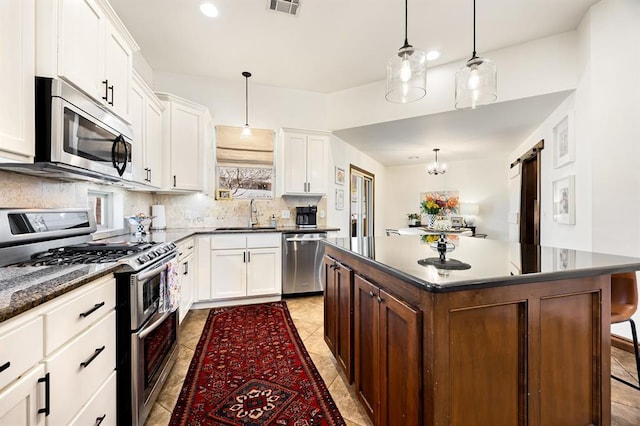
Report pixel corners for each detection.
[111,135,127,176]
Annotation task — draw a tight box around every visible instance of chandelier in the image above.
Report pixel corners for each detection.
[427,148,447,175]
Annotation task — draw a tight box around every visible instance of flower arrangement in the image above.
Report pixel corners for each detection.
[420,191,460,216]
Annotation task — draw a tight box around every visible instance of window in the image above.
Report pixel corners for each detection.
[215,126,275,199]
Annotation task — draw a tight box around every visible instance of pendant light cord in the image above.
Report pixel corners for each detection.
[404,0,409,47]
[245,75,249,126]
[472,0,477,58]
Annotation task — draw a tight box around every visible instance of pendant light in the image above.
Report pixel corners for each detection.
[241,71,252,138]
[385,0,426,104]
[427,148,447,175]
[455,0,497,110]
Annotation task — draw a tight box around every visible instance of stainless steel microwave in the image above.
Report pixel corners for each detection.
[26,77,134,182]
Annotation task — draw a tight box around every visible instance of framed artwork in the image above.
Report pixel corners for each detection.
[553,248,575,271]
[336,189,344,210]
[552,175,575,224]
[450,216,464,228]
[420,190,460,216]
[335,166,345,185]
[553,115,574,168]
[216,188,232,200]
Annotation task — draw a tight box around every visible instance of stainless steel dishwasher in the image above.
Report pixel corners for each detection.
[282,232,327,295]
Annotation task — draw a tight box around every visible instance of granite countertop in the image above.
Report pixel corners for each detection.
[1,226,340,324]
[324,236,640,293]
[0,263,118,323]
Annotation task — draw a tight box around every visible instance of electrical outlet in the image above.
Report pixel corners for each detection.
[319,210,325,218]
[281,210,290,219]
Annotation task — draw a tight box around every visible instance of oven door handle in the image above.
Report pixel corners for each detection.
[138,310,173,340]
[135,252,178,282]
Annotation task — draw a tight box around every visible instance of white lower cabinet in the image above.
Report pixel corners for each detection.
[0,274,115,426]
[177,237,196,323]
[0,364,45,426]
[196,233,281,305]
[68,370,116,426]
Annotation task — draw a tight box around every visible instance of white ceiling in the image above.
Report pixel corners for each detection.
[108,0,594,165]
[334,91,572,166]
[109,0,596,93]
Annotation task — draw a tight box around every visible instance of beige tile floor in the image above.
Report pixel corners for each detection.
[146,296,640,425]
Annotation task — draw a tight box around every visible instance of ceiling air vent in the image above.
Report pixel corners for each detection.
[268,0,300,16]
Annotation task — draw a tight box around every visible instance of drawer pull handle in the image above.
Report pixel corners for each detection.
[369,291,374,298]
[0,361,9,372]
[377,296,383,303]
[79,302,106,318]
[38,373,50,416]
[80,346,106,368]
[187,245,194,250]
[96,414,107,425]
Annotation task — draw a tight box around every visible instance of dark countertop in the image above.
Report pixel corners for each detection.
[0,263,118,323]
[0,226,340,324]
[323,236,640,293]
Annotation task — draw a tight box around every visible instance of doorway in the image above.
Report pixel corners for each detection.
[350,166,374,238]
[517,141,543,245]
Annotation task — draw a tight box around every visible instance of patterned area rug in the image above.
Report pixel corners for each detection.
[170,302,345,425]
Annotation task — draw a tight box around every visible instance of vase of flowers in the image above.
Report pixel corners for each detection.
[420,199,440,228]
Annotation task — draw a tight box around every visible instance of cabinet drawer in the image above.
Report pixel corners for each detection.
[0,316,43,391]
[211,235,246,250]
[247,233,280,248]
[43,274,115,355]
[69,370,116,426]
[177,238,195,261]
[45,310,116,426]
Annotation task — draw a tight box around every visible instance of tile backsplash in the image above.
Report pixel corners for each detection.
[0,170,326,229]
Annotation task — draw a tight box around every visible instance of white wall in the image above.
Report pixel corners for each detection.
[328,31,579,131]
[385,157,509,241]
[509,0,640,340]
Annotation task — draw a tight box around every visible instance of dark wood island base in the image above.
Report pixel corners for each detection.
[321,237,640,426]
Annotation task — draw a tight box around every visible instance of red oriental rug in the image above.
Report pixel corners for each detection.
[169,301,345,425]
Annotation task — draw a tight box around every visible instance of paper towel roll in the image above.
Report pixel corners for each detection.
[151,205,166,230]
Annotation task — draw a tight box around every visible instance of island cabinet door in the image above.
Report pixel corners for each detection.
[354,275,379,422]
[323,255,338,355]
[335,262,354,383]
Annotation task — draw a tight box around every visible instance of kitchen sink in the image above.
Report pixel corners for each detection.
[215,226,277,231]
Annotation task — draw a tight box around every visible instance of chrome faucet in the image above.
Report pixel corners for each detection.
[248,199,257,228]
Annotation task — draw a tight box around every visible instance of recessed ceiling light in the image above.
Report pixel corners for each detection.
[200,2,219,17]
[408,156,420,160]
[426,50,441,61]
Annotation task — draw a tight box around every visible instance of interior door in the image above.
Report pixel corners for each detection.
[350,166,374,238]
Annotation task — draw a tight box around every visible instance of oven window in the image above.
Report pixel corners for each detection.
[143,274,161,314]
[143,312,177,394]
[63,107,131,164]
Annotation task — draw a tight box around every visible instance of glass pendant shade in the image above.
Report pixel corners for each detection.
[241,124,252,138]
[386,46,427,103]
[455,56,497,109]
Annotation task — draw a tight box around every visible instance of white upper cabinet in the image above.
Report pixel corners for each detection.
[280,129,329,196]
[157,93,211,192]
[0,0,35,163]
[37,0,138,122]
[130,72,164,188]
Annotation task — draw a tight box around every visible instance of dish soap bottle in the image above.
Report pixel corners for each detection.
[270,214,277,227]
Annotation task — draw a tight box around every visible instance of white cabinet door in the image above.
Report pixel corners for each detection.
[145,98,163,188]
[169,102,203,191]
[130,80,146,184]
[210,249,246,299]
[306,134,328,194]
[57,0,104,101]
[283,133,308,194]
[246,248,281,296]
[179,253,194,323]
[197,237,212,301]
[0,364,45,426]
[104,22,131,121]
[0,0,35,163]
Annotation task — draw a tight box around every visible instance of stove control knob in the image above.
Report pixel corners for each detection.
[137,256,145,264]
[148,251,157,259]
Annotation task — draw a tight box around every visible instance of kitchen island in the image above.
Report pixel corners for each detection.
[321,235,640,426]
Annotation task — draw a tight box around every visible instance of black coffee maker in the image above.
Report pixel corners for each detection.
[296,206,318,228]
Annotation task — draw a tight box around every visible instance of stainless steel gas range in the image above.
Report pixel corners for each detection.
[0,208,179,426]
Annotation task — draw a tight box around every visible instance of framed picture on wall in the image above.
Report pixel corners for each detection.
[336,189,344,210]
[552,175,575,224]
[216,188,232,200]
[335,166,345,185]
[553,114,575,168]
